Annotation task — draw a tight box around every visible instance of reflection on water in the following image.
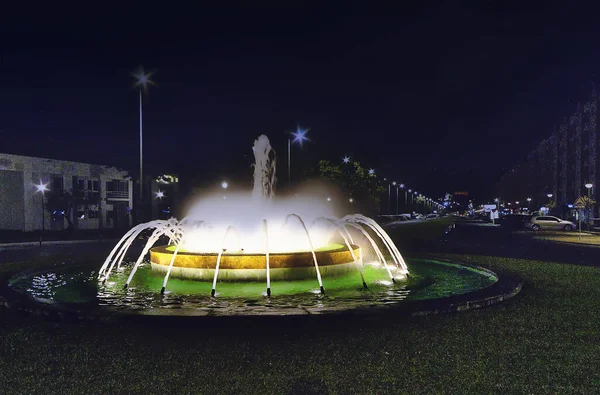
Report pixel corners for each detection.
[9,260,497,316]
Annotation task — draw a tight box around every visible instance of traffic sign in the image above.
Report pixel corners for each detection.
[574,196,586,209]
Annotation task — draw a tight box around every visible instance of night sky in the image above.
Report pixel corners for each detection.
[3,3,600,200]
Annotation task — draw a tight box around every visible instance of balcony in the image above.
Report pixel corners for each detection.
[106,191,130,201]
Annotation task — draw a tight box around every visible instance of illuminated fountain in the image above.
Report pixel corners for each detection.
[98,135,408,297]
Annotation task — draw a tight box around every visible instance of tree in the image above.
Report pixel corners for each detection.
[45,190,74,230]
[310,159,385,214]
[45,189,102,230]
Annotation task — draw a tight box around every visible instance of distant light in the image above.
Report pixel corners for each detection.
[368,168,375,175]
[326,197,331,202]
[223,196,227,200]
[515,201,519,205]
[155,190,165,199]
[221,181,228,189]
[408,189,412,192]
[547,193,553,198]
[568,204,574,208]
[527,197,532,202]
[349,198,354,203]
[131,66,156,92]
[34,181,49,194]
[342,156,351,164]
[291,126,309,146]
[392,181,397,186]
[399,183,405,188]
[585,183,593,189]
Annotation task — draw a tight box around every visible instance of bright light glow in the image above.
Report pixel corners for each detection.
[368,168,375,175]
[585,183,593,189]
[34,181,49,194]
[547,193,553,198]
[155,190,165,199]
[221,181,228,189]
[291,126,309,146]
[131,66,156,92]
[392,181,396,186]
[408,189,412,192]
[515,201,519,205]
[349,198,354,203]
[342,156,351,164]
[326,197,331,201]
[527,197,532,202]
[399,183,405,188]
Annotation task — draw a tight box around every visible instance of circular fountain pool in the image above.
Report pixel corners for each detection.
[4,257,515,318]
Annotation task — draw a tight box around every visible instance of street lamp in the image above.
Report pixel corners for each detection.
[35,181,49,231]
[399,183,406,213]
[288,126,309,189]
[342,156,351,164]
[131,66,156,201]
[221,181,228,189]
[585,183,593,225]
[155,190,165,199]
[388,181,396,214]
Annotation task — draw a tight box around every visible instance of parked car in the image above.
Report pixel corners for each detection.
[525,216,576,231]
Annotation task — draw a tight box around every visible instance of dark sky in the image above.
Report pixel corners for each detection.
[3,2,600,200]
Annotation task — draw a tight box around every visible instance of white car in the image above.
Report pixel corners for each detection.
[525,216,576,231]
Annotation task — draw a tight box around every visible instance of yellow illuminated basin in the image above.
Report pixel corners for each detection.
[149,244,362,281]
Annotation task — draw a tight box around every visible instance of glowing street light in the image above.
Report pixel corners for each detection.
[368,168,375,175]
[155,190,165,199]
[131,66,156,202]
[326,197,331,202]
[342,156,351,164]
[288,126,309,189]
[349,198,354,203]
[221,181,228,189]
[34,181,49,231]
[399,183,406,213]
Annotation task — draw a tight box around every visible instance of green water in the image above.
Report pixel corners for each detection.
[9,258,498,315]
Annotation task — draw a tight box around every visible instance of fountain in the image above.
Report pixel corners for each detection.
[3,135,518,319]
[98,135,409,297]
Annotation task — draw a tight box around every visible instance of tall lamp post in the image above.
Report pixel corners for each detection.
[35,182,49,231]
[399,183,405,213]
[288,126,309,190]
[131,66,156,201]
[585,183,593,226]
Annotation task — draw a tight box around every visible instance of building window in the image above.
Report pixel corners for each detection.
[52,176,63,191]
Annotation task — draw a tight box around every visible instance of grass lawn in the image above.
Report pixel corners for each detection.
[532,230,600,246]
[1,222,600,393]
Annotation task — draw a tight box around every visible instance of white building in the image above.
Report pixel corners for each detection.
[0,153,133,231]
